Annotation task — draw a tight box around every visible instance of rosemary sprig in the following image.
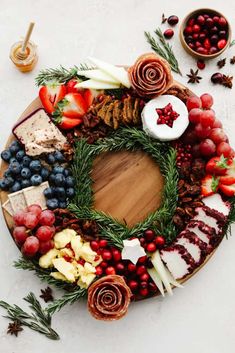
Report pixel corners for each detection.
[35,63,95,86]
[0,293,59,340]
[47,287,87,315]
[223,196,235,238]
[144,28,182,75]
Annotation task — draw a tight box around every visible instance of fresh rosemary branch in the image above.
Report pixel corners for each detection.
[47,287,87,315]
[144,28,182,75]
[35,63,95,86]
[0,293,59,340]
[223,197,235,238]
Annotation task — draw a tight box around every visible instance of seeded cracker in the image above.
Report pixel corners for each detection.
[8,190,27,213]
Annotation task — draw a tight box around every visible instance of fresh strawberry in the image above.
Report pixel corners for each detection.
[219,159,235,185]
[206,155,230,175]
[219,183,235,197]
[83,89,95,108]
[39,84,66,114]
[201,175,219,196]
[61,93,87,118]
[58,116,82,130]
[66,79,79,93]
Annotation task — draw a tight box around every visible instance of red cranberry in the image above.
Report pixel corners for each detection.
[209,46,218,54]
[218,17,227,27]
[195,41,201,48]
[198,33,206,41]
[116,262,125,273]
[211,72,223,84]
[95,266,103,276]
[90,240,99,251]
[140,281,148,289]
[197,59,205,70]
[140,273,150,282]
[213,16,220,24]
[112,249,121,262]
[188,42,195,50]
[136,265,146,276]
[210,26,218,34]
[155,236,165,247]
[137,255,148,264]
[184,26,193,35]
[219,30,227,38]
[217,39,227,50]
[185,35,193,44]
[167,15,179,26]
[128,280,138,291]
[210,34,219,44]
[146,242,156,253]
[203,14,209,20]
[193,24,200,33]
[193,33,199,40]
[139,288,149,297]
[149,282,158,292]
[99,239,107,248]
[144,229,155,241]
[205,17,213,28]
[139,237,146,246]
[187,18,195,26]
[128,263,136,272]
[105,266,116,275]
[203,38,211,49]
[102,249,112,261]
[100,261,108,268]
[197,15,205,25]
[197,47,207,55]
[164,28,174,39]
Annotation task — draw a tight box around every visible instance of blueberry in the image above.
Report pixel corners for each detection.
[54,186,66,200]
[4,177,15,188]
[9,157,17,164]
[22,155,32,167]
[54,150,65,162]
[65,176,75,187]
[9,161,22,175]
[29,160,41,173]
[43,187,54,199]
[31,174,43,186]
[63,168,72,177]
[4,169,12,178]
[47,153,56,165]
[9,141,21,155]
[21,167,31,179]
[1,150,12,162]
[49,174,56,184]
[0,179,9,191]
[66,187,75,198]
[59,201,67,208]
[16,150,25,161]
[41,167,50,181]
[46,198,59,210]
[21,179,31,189]
[9,181,21,192]
[53,166,64,174]
[54,173,65,186]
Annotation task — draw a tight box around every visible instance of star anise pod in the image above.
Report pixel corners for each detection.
[230,56,235,64]
[7,321,23,337]
[222,75,233,88]
[161,13,167,24]
[187,69,202,84]
[40,287,54,303]
[217,58,226,69]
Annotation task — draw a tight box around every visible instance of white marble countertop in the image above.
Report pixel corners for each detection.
[1,0,235,352]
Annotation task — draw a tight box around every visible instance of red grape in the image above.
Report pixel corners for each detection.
[186,96,202,111]
[27,204,42,217]
[188,108,202,124]
[13,226,28,245]
[39,240,54,254]
[200,93,213,109]
[216,142,232,157]
[22,236,39,257]
[24,212,39,229]
[181,128,198,144]
[212,118,223,128]
[200,109,215,127]
[192,144,201,157]
[36,226,55,241]
[199,139,216,156]
[209,128,227,145]
[194,123,211,139]
[38,210,55,226]
[13,210,26,226]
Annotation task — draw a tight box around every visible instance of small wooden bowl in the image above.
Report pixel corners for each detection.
[179,8,232,60]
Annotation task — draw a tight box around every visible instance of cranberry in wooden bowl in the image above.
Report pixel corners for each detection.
[179,8,231,59]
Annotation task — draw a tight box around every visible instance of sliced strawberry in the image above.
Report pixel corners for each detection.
[201,175,219,197]
[62,93,87,118]
[205,155,229,176]
[219,159,235,185]
[219,183,235,197]
[66,79,79,93]
[83,89,95,108]
[39,84,66,114]
[58,116,82,130]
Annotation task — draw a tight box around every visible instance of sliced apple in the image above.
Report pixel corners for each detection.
[151,250,173,295]
[88,56,131,88]
[147,267,165,297]
[76,79,120,90]
[76,69,120,84]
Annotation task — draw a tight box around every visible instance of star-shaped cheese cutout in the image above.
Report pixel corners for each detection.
[121,239,146,265]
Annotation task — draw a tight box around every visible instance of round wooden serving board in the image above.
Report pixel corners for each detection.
[0,80,218,289]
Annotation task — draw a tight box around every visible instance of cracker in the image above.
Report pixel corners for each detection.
[2,199,14,216]
[23,181,49,210]
[8,190,27,213]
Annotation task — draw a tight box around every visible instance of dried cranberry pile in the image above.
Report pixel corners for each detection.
[183,12,229,55]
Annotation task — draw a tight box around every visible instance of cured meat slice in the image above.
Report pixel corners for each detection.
[160,244,195,280]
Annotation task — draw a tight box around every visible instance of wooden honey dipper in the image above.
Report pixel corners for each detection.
[15,22,35,60]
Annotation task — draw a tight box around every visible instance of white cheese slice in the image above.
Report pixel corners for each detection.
[176,237,201,263]
[52,258,76,282]
[194,208,220,234]
[39,248,60,268]
[202,194,230,217]
[88,57,131,88]
[76,69,119,84]
[13,109,67,156]
[76,79,120,90]
[54,229,77,249]
[8,190,27,213]
[141,95,189,141]
[23,181,49,210]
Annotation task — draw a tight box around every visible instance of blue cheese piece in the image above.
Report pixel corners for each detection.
[23,182,49,210]
[12,108,67,156]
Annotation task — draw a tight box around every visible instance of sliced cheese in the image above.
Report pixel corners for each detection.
[76,69,119,84]
[76,79,120,90]
[70,235,83,260]
[52,258,76,282]
[54,229,77,249]
[39,249,59,268]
